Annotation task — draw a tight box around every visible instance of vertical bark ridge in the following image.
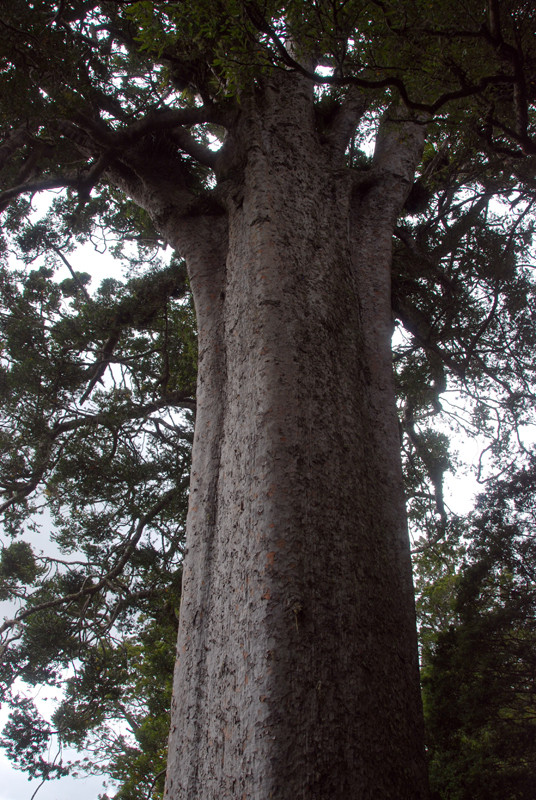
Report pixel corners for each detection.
[165,216,229,799]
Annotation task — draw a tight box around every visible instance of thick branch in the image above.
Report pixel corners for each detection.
[0,126,33,171]
[117,106,229,146]
[431,196,489,259]
[322,87,369,158]
[394,227,456,296]
[54,393,196,435]
[482,0,531,144]
[170,127,218,168]
[0,391,194,515]
[371,105,429,186]
[65,105,226,150]
[0,175,83,212]
[0,474,44,515]
[403,402,447,526]
[392,295,467,381]
[0,102,228,216]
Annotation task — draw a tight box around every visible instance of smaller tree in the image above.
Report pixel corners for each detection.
[418,462,536,799]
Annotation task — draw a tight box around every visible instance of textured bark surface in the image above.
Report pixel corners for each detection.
[154,75,429,799]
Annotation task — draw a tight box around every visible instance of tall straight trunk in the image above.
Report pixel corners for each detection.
[163,76,429,799]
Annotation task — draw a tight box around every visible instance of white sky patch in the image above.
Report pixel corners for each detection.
[0,684,115,800]
[443,441,482,516]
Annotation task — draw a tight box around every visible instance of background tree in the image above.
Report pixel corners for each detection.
[417,460,536,799]
[0,2,535,798]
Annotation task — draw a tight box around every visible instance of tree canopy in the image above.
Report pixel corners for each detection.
[1,1,536,797]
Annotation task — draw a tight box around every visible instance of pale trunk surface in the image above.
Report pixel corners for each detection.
[156,76,429,799]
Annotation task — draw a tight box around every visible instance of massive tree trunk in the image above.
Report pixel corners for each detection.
[156,74,429,799]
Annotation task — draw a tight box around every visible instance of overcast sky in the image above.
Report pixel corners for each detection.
[0,754,111,800]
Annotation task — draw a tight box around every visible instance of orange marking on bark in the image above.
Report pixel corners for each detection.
[266,551,275,567]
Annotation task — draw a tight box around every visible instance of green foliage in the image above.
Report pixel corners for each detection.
[0,237,195,793]
[0,697,69,781]
[418,463,536,799]
[393,175,536,537]
[0,541,41,600]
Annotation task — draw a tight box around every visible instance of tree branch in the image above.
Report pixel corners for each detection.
[0,175,83,212]
[392,295,467,382]
[245,2,517,114]
[117,106,229,146]
[54,393,196,435]
[0,390,194,515]
[321,86,369,158]
[0,126,34,171]
[47,245,92,302]
[169,127,218,168]
[0,489,177,642]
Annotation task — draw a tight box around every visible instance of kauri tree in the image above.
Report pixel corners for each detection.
[1,2,536,798]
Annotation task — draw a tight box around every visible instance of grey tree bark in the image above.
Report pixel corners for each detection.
[120,72,429,799]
